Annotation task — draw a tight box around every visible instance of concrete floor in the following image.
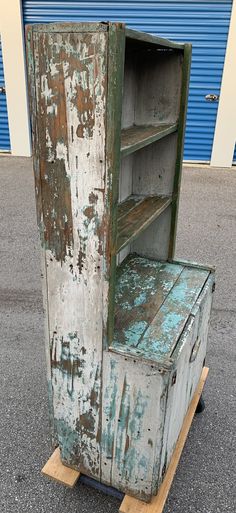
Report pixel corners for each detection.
[0,155,235,513]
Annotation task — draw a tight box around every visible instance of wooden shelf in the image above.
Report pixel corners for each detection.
[117,195,171,252]
[120,123,178,157]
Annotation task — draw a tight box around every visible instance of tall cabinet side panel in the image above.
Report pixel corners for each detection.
[27,25,109,478]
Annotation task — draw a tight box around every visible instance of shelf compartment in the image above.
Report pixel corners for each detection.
[117,195,172,253]
[112,254,210,362]
[120,123,178,157]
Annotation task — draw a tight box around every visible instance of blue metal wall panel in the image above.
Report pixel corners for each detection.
[23,1,232,162]
[0,38,10,151]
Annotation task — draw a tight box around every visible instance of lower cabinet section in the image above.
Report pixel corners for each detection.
[56,259,214,502]
[101,267,214,501]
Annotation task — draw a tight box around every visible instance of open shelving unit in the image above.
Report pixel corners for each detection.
[111,27,192,310]
[26,22,214,504]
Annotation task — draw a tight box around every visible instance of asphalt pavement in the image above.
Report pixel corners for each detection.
[0,156,235,513]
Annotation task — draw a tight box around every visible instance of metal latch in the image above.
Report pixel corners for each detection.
[205,94,219,102]
[0,86,6,94]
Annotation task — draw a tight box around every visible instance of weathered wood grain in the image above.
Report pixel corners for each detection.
[125,28,185,50]
[42,447,80,487]
[117,196,172,252]
[101,351,168,501]
[112,257,210,364]
[113,255,183,348]
[137,267,209,361]
[31,26,109,477]
[168,44,192,259]
[121,124,178,157]
[119,367,209,512]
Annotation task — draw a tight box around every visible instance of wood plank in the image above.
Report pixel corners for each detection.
[101,351,167,501]
[113,255,183,349]
[41,447,80,488]
[168,44,192,259]
[118,195,144,220]
[117,196,172,252]
[137,267,209,361]
[125,28,185,50]
[119,367,209,513]
[32,28,109,477]
[121,124,178,157]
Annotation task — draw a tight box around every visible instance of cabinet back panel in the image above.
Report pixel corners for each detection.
[121,52,137,129]
[132,133,178,196]
[122,42,183,127]
[132,205,172,261]
[119,154,133,201]
[135,51,183,125]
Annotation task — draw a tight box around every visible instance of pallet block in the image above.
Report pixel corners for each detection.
[42,367,209,512]
[41,447,80,488]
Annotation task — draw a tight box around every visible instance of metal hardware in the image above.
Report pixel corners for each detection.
[190,337,201,363]
[0,86,6,94]
[205,94,219,102]
[171,370,177,386]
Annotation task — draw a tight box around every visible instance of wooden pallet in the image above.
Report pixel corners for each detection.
[42,367,209,512]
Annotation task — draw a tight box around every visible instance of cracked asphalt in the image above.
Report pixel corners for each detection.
[0,156,235,513]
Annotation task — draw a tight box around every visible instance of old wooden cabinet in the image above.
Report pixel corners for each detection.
[26,22,215,502]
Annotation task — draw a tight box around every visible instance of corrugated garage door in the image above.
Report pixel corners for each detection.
[0,37,10,151]
[23,1,232,162]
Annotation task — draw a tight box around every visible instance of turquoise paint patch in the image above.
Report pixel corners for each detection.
[123,321,148,347]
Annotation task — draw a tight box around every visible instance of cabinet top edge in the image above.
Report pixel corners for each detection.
[25,21,112,33]
[125,28,186,50]
[25,22,187,51]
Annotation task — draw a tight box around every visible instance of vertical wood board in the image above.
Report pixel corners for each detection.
[101,351,168,501]
[30,27,108,477]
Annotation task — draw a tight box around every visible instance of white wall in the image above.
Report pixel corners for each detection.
[211,0,236,167]
[0,0,31,156]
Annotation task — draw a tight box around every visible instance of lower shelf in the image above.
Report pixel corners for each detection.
[41,367,209,513]
[117,195,171,253]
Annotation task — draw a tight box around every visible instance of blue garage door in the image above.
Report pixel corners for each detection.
[23,1,232,162]
[0,37,10,151]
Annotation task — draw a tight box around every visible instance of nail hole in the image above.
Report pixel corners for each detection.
[148,428,151,432]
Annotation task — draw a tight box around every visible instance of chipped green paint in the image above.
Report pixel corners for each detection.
[112,257,210,363]
[113,254,183,347]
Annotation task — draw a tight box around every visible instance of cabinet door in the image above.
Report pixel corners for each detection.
[186,273,214,402]
[158,274,214,482]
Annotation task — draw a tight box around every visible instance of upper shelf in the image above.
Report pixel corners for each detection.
[117,194,172,253]
[120,123,178,157]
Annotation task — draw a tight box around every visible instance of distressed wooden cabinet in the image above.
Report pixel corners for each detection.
[26,22,215,502]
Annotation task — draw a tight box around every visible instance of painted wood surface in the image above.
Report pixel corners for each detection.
[120,124,178,157]
[27,22,214,504]
[119,367,209,513]
[28,26,109,477]
[101,351,168,501]
[112,255,210,363]
[117,196,172,253]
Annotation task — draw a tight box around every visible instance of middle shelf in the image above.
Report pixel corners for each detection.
[116,194,172,253]
[120,122,178,157]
